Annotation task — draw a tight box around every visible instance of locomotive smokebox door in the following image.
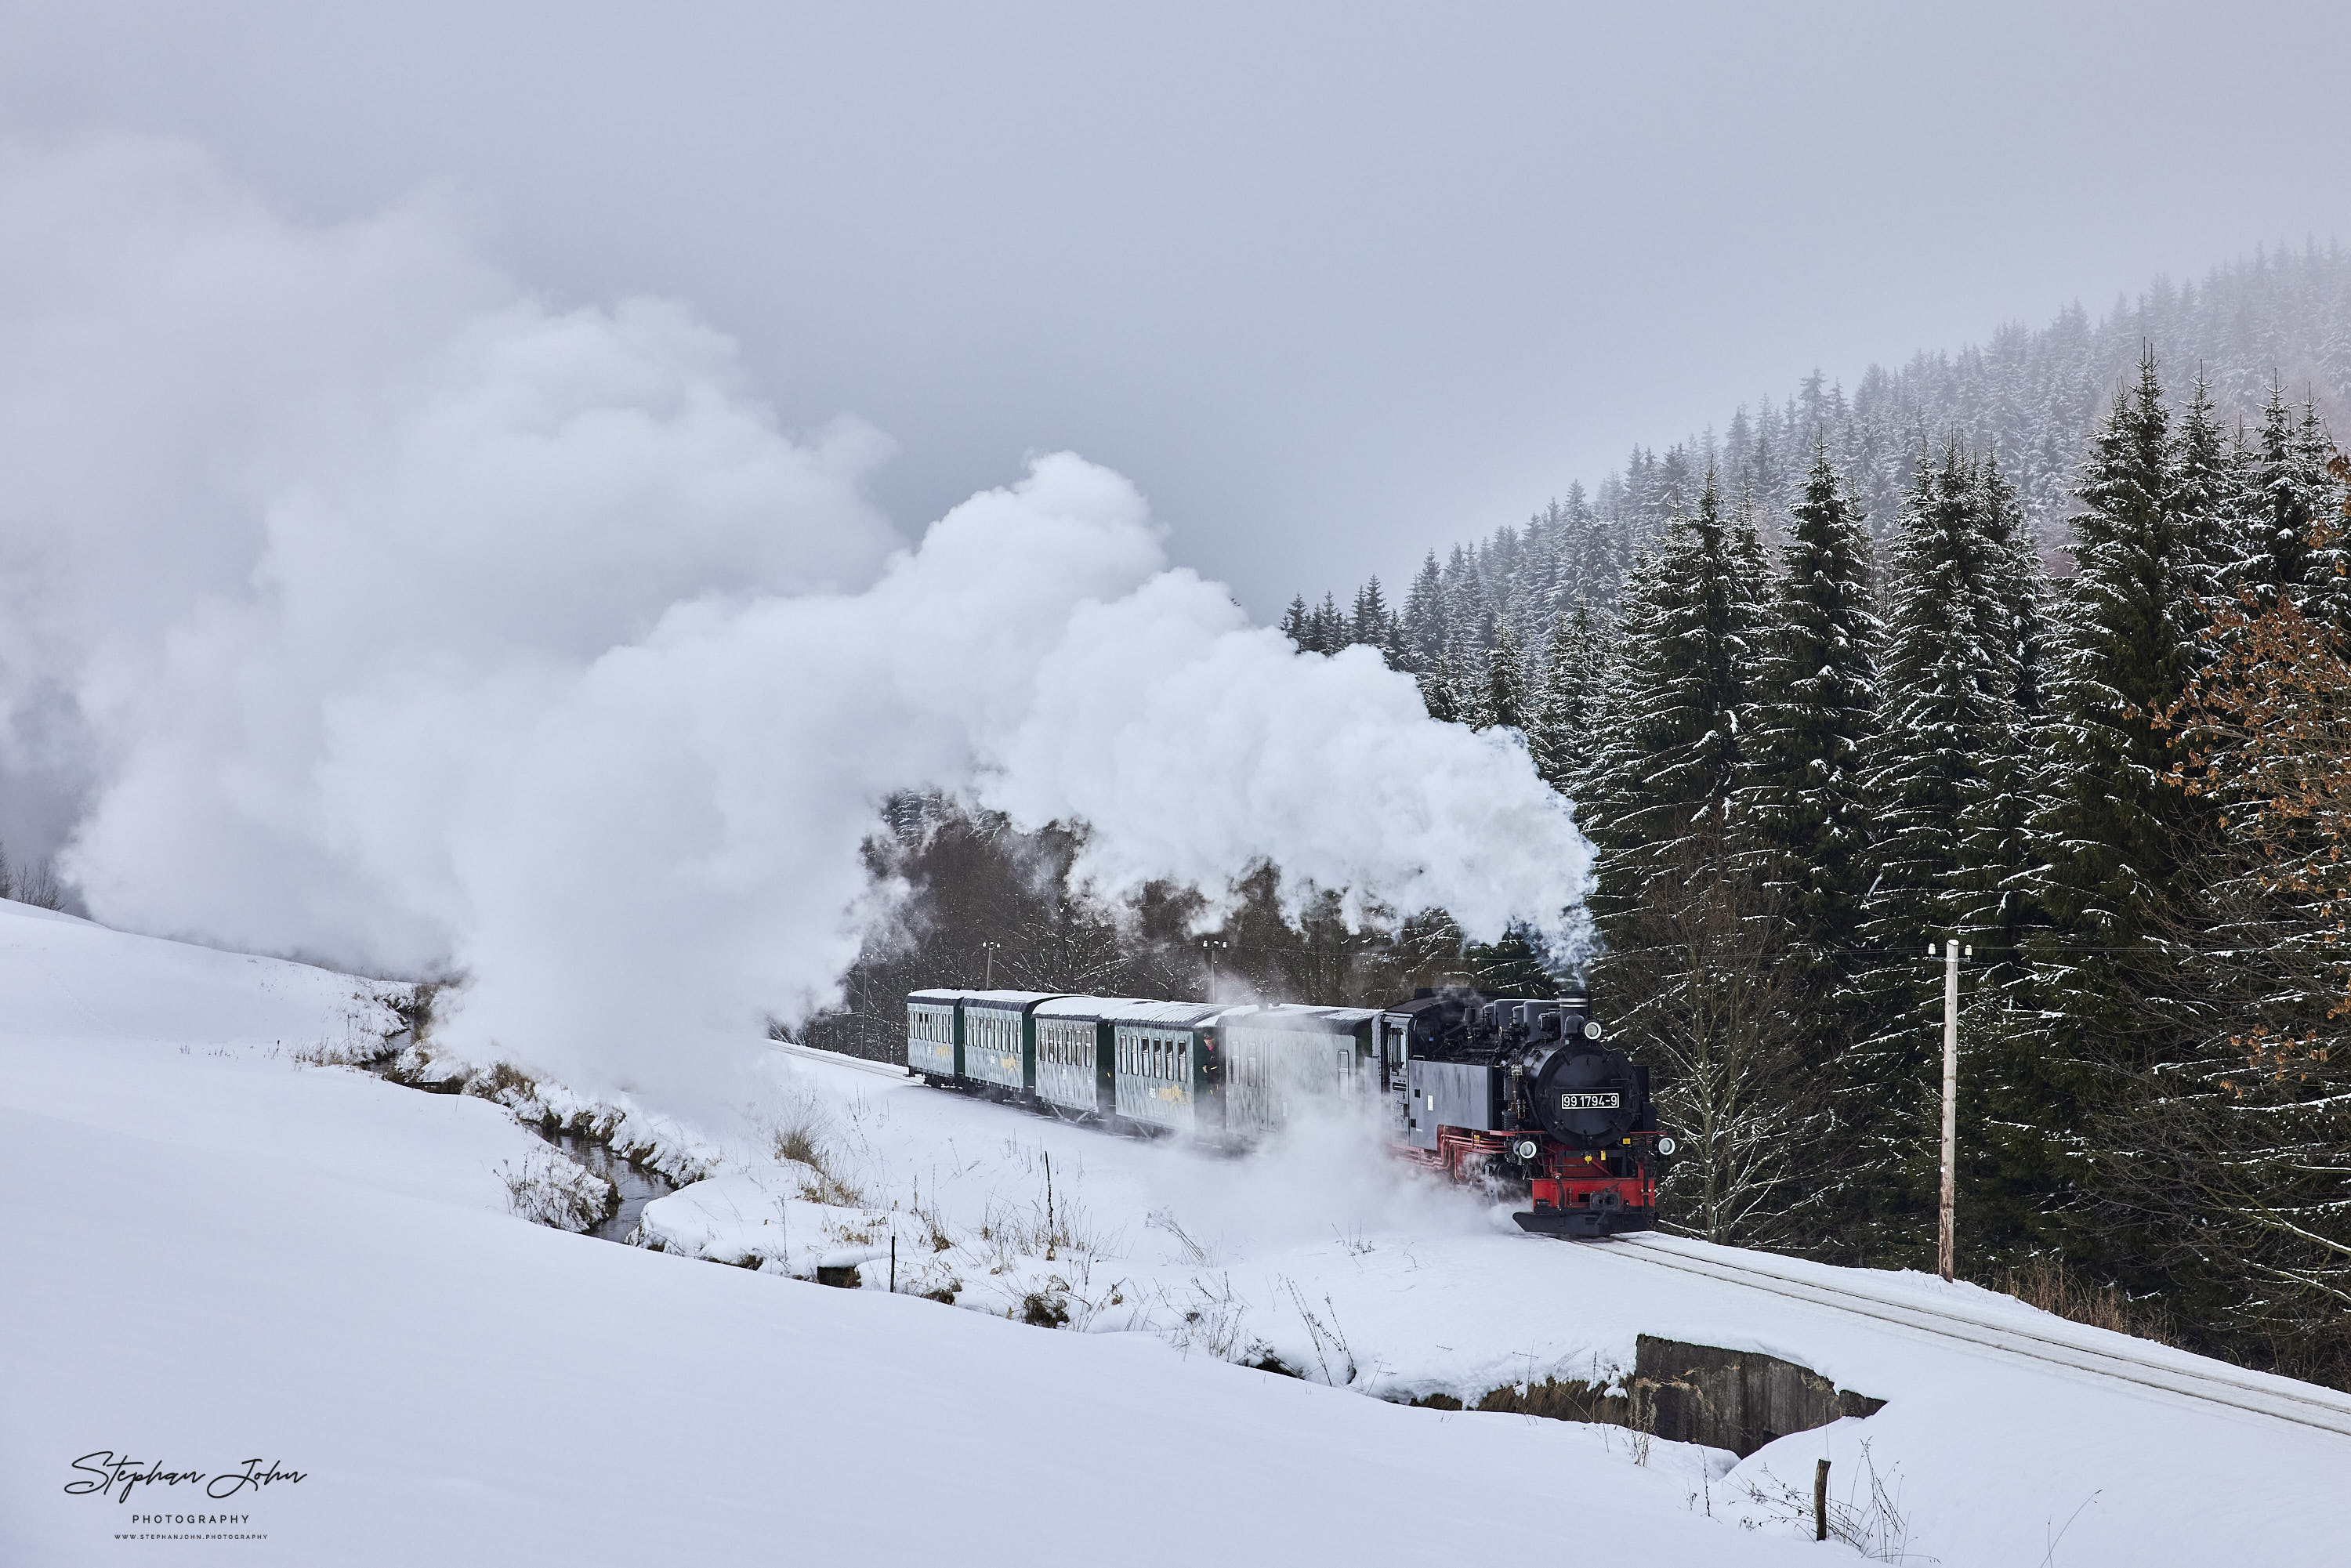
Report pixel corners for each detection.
[1531,1047,1642,1146]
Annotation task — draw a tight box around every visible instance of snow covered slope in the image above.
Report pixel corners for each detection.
[2,898,2342,1565]
[0,901,1805,1566]
[642,1047,2351,1565]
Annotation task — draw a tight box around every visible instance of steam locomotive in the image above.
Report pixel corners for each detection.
[902,982,1668,1238]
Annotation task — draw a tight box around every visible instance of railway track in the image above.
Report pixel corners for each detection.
[1593,1233,2351,1441]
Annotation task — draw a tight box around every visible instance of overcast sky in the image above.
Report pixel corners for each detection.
[2,1,2345,614]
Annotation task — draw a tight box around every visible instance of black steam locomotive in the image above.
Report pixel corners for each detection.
[1395,985,1669,1237]
[902,981,1668,1238]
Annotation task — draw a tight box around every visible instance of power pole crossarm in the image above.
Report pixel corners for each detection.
[1199,936,1227,1001]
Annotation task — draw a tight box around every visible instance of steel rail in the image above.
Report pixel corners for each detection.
[1617,1235,2351,1418]
[1593,1235,2351,1441]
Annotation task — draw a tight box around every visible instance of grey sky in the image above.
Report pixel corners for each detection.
[2,1,2345,614]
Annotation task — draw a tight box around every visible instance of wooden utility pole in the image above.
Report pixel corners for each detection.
[1937,938,1963,1284]
[981,940,1002,988]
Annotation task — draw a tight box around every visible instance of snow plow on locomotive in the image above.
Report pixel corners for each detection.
[901,983,1668,1238]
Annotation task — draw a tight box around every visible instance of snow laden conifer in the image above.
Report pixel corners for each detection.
[2171,376,2233,620]
[2142,464,2351,1375]
[1479,624,1534,735]
[2229,388,2350,628]
[1588,474,1814,1246]
[2230,385,2319,617]
[1530,599,1604,798]
[1349,577,1393,651]
[1278,594,1311,649]
[1582,473,1756,889]
[1952,451,2052,971]
[1737,444,1880,1052]
[1418,650,1464,724]
[1400,552,1447,675]
[1841,443,2020,1258]
[2009,352,2219,1284]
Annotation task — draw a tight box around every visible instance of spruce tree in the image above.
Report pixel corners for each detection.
[2010,351,2215,1284]
[1954,451,2052,971]
[2292,400,2351,627]
[1587,474,1813,1248]
[1308,592,1345,654]
[2172,376,2233,620]
[1401,552,1447,674]
[1584,472,1754,913]
[1279,594,1310,650]
[2231,385,2315,613]
[1530,601,1604,797]
[1419,651,1463,724]
[1350,578,1393,650]
[1846,443,2017,1260]
[1737,444,1880,1066]
[1480,625,1534,733]
[1949,451,2056,1266]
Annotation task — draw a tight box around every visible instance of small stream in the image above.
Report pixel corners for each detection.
[527,1124,678,1244]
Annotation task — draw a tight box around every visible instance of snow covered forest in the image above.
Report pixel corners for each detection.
[1280,241,2351,663]
[1272,248,2351,1395]
[815,248,2351,1395]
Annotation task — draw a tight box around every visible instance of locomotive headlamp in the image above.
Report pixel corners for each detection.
[1657,1136,1678,1157]
[1512,1138,1540,1161]
[1581,1020,1603,1040]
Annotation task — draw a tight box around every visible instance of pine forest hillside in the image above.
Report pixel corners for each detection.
[1285,242,2351,680]
[1276,253,2351,1389]
[809,248,2351,1397]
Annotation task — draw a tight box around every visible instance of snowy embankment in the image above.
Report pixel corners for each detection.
[1,900,2338,1566]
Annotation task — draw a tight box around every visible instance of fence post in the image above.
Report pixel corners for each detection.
[1814,1457,1830,1541]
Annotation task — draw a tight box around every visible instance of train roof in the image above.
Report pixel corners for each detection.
[1033,996,1230,1027]
[1034,994,1145,1019]
[906,988,1067,1009]
[1216,1002,1379,1033]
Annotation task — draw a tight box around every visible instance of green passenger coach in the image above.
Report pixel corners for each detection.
[937,990,1063,1096]
[905,991,1230,1135]
[900,993,1390,1143]
[905,988,963,1078]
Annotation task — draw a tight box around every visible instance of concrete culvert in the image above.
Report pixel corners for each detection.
[1631,1335,1886,1457]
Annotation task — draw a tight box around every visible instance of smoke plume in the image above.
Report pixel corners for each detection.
[0,139,1591,1110]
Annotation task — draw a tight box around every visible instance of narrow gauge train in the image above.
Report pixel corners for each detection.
[903,983,1671,1237]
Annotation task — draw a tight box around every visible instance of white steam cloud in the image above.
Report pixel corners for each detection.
[0,139,1591,1110]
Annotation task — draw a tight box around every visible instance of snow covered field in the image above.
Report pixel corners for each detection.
[3,898,2342,1566]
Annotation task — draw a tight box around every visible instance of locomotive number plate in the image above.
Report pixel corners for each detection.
[1559,1092,1620,1110]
